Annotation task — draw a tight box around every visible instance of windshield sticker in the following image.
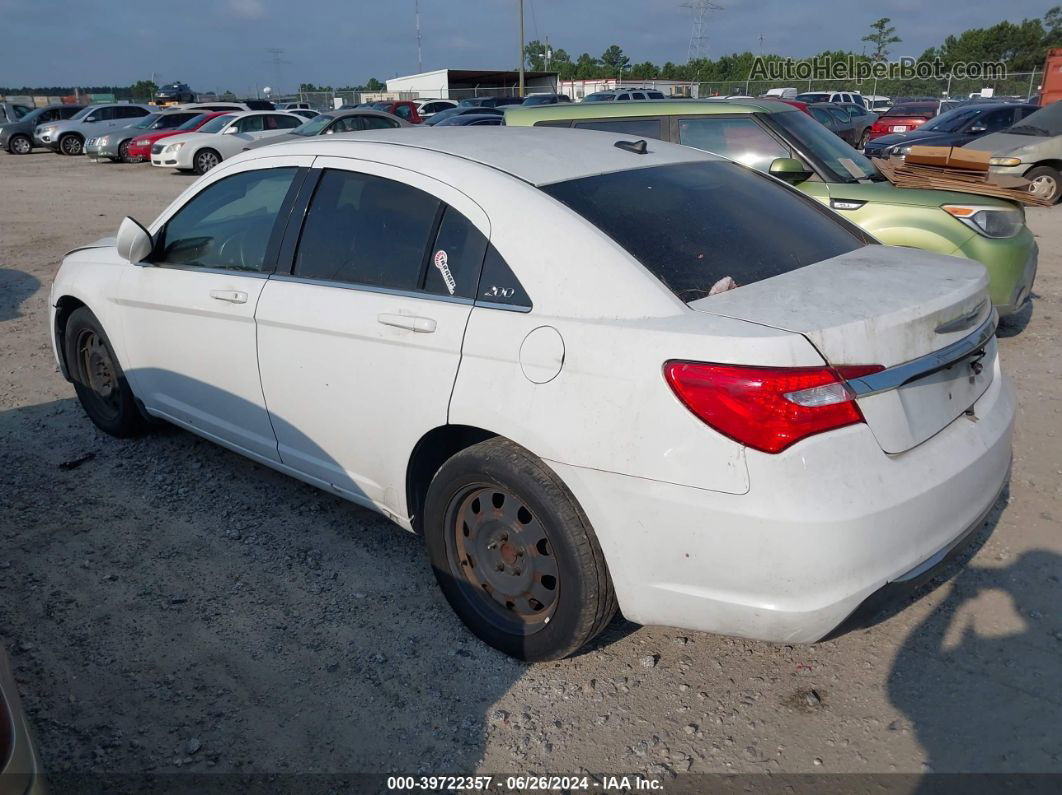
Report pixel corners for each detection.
[433,250,456,295]
[838,157,867,179]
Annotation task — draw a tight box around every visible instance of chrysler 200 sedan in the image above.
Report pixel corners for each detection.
[50,129,1013,661]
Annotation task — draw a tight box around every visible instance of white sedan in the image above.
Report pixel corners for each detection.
[150,110,303,174]
[50,129,1014,661]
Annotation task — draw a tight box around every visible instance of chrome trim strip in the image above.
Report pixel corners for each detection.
[268,273,475,306]
[473,299,533,313]
[846,312,997,398]
[136,262,270,279]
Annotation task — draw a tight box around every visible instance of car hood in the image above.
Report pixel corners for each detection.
[825,178,1015,209]
[965,131,1061,157]
[157,131,217,147]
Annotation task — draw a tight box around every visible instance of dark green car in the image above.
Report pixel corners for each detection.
[506,99,1037,316]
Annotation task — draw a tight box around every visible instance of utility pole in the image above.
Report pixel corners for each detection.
[518,0,525,98]
[415,0,423,73]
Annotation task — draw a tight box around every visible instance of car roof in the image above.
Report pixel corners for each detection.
[240,127,717,186]
[505,97,796,124]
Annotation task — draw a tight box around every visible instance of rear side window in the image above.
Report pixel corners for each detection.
[541,161,867,303]
[478,245,531,309]
[572,117,665,139]
[425,208,488,298]
[293,170,441,290]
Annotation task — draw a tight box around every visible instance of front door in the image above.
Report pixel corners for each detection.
[117,156,312,461]
[254,157,490,515]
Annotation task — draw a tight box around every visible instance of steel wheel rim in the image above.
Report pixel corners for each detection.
[76,329,121,421]
[1029,175,1057,200]
[197,152,218,172]
[444,485,559,635]
[12,137,30,154]
[62,136,81,155]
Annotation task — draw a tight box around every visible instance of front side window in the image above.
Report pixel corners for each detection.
[197,114,236,134]
[267,114,302,129]
[293,170,441,290]
[677,117,790,170]
[85,107,117,122]
[361,116,399,130]
[156,168,298,272]
[394,104,413,120]
[541,161,867,303]
[573,117,665,139]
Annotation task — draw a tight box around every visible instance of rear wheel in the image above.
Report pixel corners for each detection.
[193,148,220,175]
[8,134,31,154]
[59,134,83,156]
[423,438,617,661]
[64,308,146,438]
[1024,165,1061,204]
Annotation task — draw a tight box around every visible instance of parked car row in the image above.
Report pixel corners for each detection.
[50,124,1018,663]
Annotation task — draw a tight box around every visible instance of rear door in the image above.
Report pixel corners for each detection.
[117,157,312,460]
[254,157,490,514]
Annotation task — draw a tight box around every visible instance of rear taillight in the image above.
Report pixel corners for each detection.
[663,361,884,454]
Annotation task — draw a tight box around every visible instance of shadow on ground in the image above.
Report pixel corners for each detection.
[0,268,41,322]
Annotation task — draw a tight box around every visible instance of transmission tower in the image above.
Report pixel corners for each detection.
[682,1,722,62]
[265,47,291,93]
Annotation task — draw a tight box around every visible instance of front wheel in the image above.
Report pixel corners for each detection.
[1024,165,1061,204]
[64,308,146,438]
[59,134,83,156]
[118,139,135,163]
[423,438,617,661]
[193,148,220,175]
[8,134,32,154]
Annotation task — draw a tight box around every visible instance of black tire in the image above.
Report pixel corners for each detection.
[7,134,32,154]
[118,139,134,163]
[1024,165,1061,204]
[58,134,83,156]
[193,148,220,175]
[857,129,869,150]
[64,307,146,438]
[423,438,617,661]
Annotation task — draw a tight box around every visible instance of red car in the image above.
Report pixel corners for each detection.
[867,101,940,140]
[125,111,233,161]
[364,100,423,124]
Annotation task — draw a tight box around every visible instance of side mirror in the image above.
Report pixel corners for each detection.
[769,157,813,184]
[116,216,153,263]
[222,126,238,134]
[969,124,986,133]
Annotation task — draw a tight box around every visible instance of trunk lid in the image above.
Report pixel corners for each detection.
[689,246,996,453]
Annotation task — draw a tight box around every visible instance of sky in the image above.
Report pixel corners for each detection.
[3,0,1056,92]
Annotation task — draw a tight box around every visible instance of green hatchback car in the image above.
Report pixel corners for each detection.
[505,99,1038,316]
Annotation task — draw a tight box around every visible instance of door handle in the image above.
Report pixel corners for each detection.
[377,313,437,333]
[210,289,247,304]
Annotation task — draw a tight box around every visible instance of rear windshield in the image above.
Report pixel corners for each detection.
[541,161,868,303]
[885,104,935,117]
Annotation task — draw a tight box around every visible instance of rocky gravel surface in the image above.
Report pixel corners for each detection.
[1,153,1060,783]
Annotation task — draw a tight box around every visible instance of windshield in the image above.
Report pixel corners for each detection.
[291,113,336,136]
[920,107,980,132]
[885,104,934,117]
[177,113,208,131]
[772,109,877,183]
[1008,101,1062,136]
[197,114,236,133]
[133,113,162,129]
[542,161,865,302]
[523,95,555,105]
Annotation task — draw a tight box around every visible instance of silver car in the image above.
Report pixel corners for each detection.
[85,109,204,162]
[241,108,409,150]
[34,103,152,155]
[970,100,1062,204]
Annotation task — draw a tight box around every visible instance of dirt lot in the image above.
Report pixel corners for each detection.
[1,152,1060,784]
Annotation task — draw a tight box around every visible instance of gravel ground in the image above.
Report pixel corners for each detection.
[0,152,1060,782]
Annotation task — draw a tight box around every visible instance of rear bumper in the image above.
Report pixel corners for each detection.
[548,367,1014,643]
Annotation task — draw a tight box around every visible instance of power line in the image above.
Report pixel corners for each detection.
[265,47,291,92]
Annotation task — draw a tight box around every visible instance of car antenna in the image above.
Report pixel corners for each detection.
[614,139,648,155]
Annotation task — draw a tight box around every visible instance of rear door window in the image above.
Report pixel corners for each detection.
[292,169,441,290]
[676,117,790,170]
[572,117,666,139]
[541,161,867,303]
